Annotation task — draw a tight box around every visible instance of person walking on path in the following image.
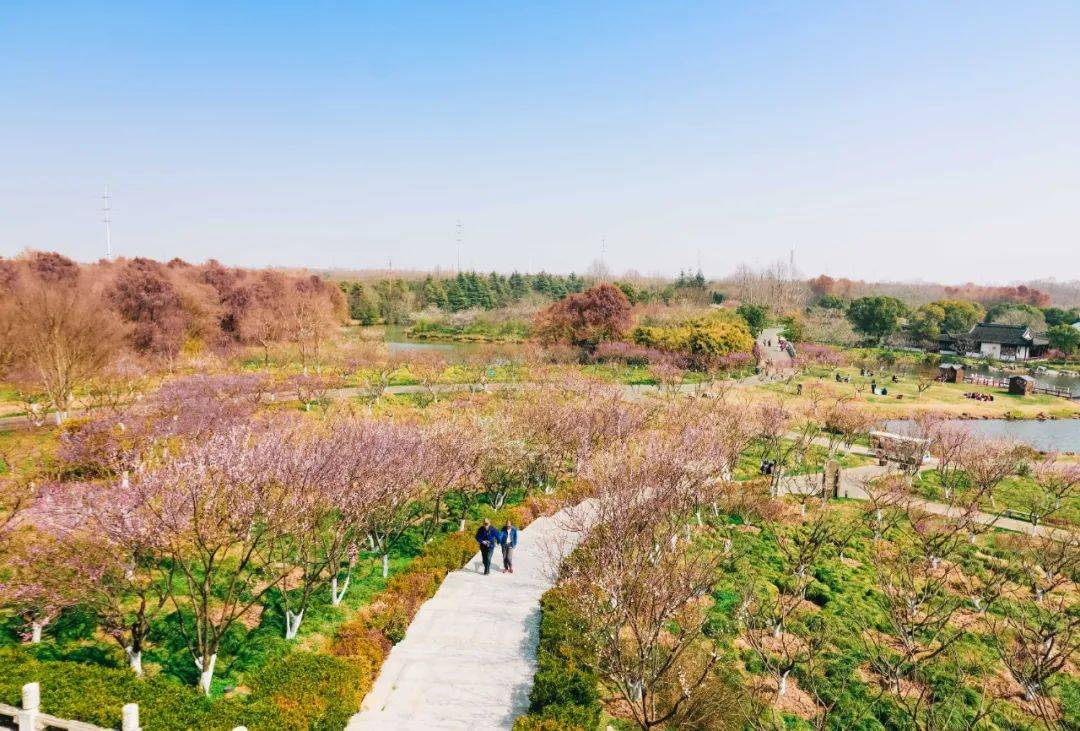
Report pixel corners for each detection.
[499,521,518,573]
[475,518,499,575]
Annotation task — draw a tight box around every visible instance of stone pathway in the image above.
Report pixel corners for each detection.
[346,507,586,730]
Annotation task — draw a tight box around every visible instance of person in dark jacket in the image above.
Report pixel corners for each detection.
[498,521,518,573]
[475,518,498,575]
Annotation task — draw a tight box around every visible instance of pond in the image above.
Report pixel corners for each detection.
[884,418,1080,454]
[381,327,527,360]
[962,362,1080,398]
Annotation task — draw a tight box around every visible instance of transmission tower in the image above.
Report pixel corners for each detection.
[102,186,112,259]
[455,220,463,273]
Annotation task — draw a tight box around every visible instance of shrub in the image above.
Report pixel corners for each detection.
[329,620,386,667]
[0,647,259,731]
[589,341,667,367]
[385,568,442,605]
[517,589,601,730]
[632,311,754,367]
[411,531,476,574]
[368,602,412,645]
[248,652,369,731]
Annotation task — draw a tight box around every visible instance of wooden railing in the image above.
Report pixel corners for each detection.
[0,682,247,731]
[963,374,1008,388]
[963,374,1073,398]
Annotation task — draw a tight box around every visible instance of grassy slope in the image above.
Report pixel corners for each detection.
[744,365,1080,420]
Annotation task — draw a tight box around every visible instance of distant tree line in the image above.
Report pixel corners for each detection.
[339,271,590,325]
[339,268,726,326]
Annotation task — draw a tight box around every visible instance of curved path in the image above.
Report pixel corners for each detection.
[781,463,1072,540]
[346,507,586,730]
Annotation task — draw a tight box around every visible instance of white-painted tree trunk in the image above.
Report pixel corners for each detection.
[195,654,216,696]
[126,647,143,676]
[778,670,790,696]
[331,575,350,606]
[285,610,304,640]
[30,622,43,643]
[382,553,390,578]
[459,519,466,532]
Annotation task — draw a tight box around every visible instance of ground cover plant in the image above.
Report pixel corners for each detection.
[517,398,1080,731]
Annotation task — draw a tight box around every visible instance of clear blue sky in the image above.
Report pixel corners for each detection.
[2,2,1078,281]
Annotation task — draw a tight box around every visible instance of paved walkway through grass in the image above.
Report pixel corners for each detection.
[346,507,586,730]
[781,463,1073,539]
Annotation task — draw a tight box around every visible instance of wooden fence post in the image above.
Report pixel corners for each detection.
[17,682,39,731]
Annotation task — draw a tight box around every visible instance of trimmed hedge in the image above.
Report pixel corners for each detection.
[0,647,261,730]
[513,589,601,731]
[249,652,370,731]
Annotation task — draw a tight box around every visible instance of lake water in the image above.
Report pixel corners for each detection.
[382,329,527,360]
[962,363,1080,397]
[884,419,1080,453]
[385,339,460,353]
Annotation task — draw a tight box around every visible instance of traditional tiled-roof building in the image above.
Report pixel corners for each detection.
[962,323,1048,361]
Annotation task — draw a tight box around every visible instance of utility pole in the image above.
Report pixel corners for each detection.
[102,186,112,259]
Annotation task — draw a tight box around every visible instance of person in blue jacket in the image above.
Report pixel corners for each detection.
[475,518,499,575]
[498,521,518,573]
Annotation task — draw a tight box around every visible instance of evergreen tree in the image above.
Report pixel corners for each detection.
[446,274,469,311]
[347,282,379,325]
[374,279,410,324]
[509,271,527,300]
[421,276,448,309]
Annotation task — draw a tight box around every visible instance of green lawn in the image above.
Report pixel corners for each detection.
[913,469,1080,526]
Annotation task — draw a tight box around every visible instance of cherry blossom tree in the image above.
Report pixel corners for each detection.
[990,595,1080,723]
[1022,457,1080,534]
[423,415,487,534]
[117,425,306,693]
[352,422,429,578]
[565,436,724,729]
